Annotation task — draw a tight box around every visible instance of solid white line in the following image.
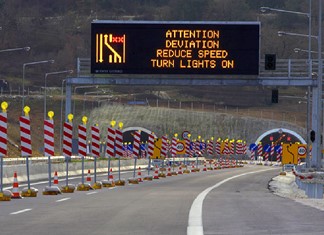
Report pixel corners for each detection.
[86,191,98,195]
[187,168,273,235]
[10,208,32,215]
[56,197,71,202]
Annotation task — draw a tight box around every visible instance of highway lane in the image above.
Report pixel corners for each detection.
[202,169,324,235]
[1,165,318,235]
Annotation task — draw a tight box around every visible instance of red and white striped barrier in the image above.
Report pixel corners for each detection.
[147,133,154,158]
[106,127,115,158]
[171,137,177,158]
[257,142,262,158]
[0,111,7,157]
[63,121,73,157]
[20,115,32,157]
[207,140,213,156]
[78,124,87,157]
[161,135,168,158]
[132,130,141,158]
[270,142,275,161]
[215,140,221,155]
[185,137,190,157]
[44,119,54,157]
[91,125,100,158]
[115,129,123,158]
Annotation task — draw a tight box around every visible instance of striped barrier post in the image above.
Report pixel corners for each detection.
[171,135,178,172]
[185,136,190,165]
[44,111,55,187]
[115,122,124,184]
[78,116,87,186]
[62,114,73,191]
[0,102,8,197]
[20,106,32,189]
[257,142,262,162]
[161,135,168,159]
[146,133,155,176]
[207,139,213,156]
[91,124,100,184]
[270,142,275,162]
[106,123,116,180]
[132,130,141,180]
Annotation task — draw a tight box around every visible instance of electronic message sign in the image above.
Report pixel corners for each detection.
[91,21,260,75]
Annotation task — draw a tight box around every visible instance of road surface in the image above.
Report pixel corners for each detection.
[1,165,323,235]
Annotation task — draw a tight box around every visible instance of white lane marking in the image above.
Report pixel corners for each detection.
[86,191,98,195]
[56,197,71,202]
[10,208,32,215]
[187,168,274,235]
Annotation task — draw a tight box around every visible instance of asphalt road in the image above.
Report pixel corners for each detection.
[1,165,323,235]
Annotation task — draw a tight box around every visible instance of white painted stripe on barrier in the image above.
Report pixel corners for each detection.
[10,208,32,215]
[187,168,274,235]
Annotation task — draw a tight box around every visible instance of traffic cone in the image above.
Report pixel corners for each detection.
[167,167,172,176]
[86,169,92,183]
[11,172,22,199]
[109,168,114,181]
[137,167,143,182]
[178,165,183,174]
[203,164,207,171]
[53,171,59,185]
[153,165,159,179]
[191,163,195,172]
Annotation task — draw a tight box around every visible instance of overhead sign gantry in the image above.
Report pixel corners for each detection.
[91,21,260,75]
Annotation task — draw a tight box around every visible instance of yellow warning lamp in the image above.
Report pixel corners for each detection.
[82,116,87,125]
[211,137,214,141]
[187,133,191,139]
[198,135,201,141]
[174,133,178,138]
[48,111,54,120]
[118,122,123,129]
[23,106,30,116]
[1,101,8,113]
[110,120,116,128]
[67,113,74,123]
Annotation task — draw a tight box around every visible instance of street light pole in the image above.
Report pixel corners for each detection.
[44,70,73,120]
[315,0,322,170]
[22,60,54,111]
[261,2,314,167]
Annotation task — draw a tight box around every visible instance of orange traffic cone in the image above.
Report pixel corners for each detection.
[167,167,172,176]
[109,168,114,181]
[203,164,207,171]
[137,167,143,182]
[53,171,59,185]
[86,169,92,183]
[153,165,159,179]
[11,172,22,199]
[178,165,183,174]
[191,163,196,172]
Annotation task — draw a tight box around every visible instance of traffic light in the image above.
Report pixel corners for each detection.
[271,89,279,103]
[310,130,315,142]
[265,54,276,70]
